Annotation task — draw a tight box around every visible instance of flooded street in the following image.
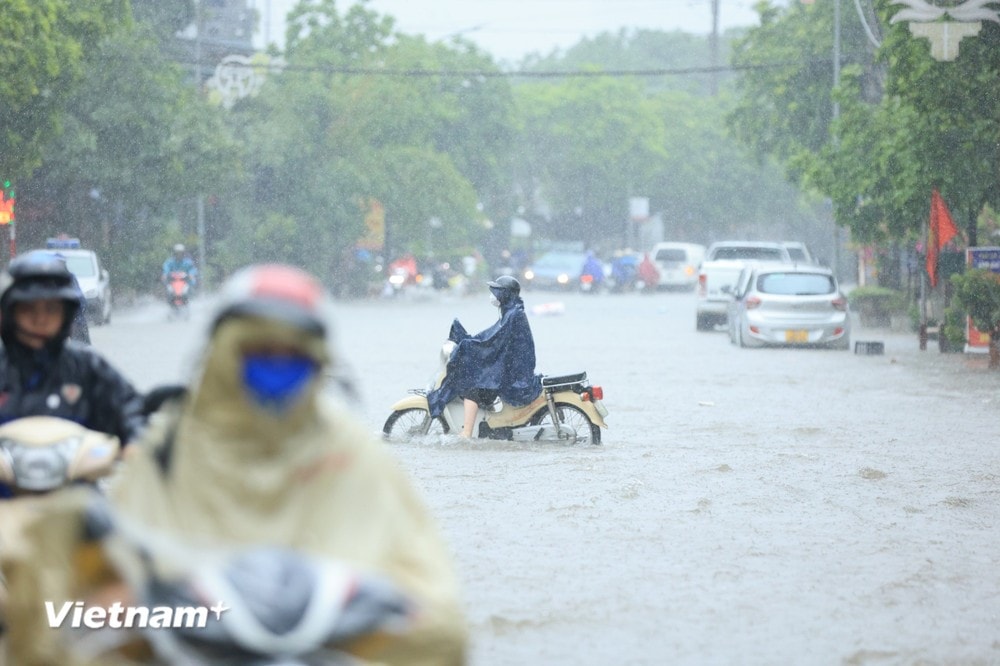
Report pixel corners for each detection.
[101,289,1000,665]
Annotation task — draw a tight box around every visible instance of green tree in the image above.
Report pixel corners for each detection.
[19,19,241,292]
[0,0,130,177]
[515,74,668,247]
[225,0,513,279]
[729,0,1000,255]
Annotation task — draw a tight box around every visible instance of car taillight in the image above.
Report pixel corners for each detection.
[832,296,847,311]
[697,274,707,297]
[581,386,604,401]
[745,296,762,309]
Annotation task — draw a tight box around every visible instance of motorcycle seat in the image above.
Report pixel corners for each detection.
[542,372,587,387]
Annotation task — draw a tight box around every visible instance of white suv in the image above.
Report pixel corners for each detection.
[44,240,112,326]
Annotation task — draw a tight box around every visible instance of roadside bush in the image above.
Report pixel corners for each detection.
[847,286,907,328]
[950,269,1000,368]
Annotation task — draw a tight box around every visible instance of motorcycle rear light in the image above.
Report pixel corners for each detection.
[581,274,594,284]
[697,274,707,297]
[591,386,604,400]
[832,296,847,311]
[746,296,762,309]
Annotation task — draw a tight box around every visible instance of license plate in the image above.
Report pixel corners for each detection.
[785,329,809,343]
[594,400,609,418]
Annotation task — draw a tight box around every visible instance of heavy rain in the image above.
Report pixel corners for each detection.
[1,0,999,665]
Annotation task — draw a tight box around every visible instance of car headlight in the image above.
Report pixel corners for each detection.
[84,289,99,299]
[0,437,81,492]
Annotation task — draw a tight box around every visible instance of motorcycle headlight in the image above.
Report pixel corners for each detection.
[0,437,81,492]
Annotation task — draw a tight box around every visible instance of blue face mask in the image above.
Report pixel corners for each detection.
[241,354,318,412]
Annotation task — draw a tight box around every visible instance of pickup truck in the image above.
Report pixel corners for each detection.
[695,241,793,331]
[696,260,750,330]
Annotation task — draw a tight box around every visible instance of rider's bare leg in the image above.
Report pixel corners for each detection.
[462,399,478,438]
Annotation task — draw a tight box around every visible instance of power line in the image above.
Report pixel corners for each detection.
[178,58,838,78]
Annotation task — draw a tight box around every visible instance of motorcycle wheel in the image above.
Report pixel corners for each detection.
[382,408,449,442]
[529,403,601,445]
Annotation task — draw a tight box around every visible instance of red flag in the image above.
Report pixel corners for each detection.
[927,188,959,288]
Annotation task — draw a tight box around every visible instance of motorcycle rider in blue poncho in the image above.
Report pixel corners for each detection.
[161,243,198,289]
[427,276,542,437]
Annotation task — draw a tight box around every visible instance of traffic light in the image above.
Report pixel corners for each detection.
[0,181,15,226]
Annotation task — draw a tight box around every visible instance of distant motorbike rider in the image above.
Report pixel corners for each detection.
[427,275,542,437]
[161,243,198,290]
[0,253,145,498]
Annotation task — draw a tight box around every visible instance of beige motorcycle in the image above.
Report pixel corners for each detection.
[383,341,609,444]
[0,416,120,496]
[0,417,120,664]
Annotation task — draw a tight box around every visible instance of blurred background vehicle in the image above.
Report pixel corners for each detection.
[651,242,705,291]
[523,250,590,291]
[43,237,112,326]
[727,263,850,349]
[781,241,818,265]
[696,241,795,331]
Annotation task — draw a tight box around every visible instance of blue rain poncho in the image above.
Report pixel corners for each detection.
[427,295,542,417]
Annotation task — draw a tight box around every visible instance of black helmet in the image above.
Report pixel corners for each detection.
[0,252,82,345]
[487,275,521,298]
[211,264,327,338]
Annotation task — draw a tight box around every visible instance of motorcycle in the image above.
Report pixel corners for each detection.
[166,270,192,320]
[0,417,120,645]
[48,499,413,665]
[0,416,120,497]
[383,341,609,444]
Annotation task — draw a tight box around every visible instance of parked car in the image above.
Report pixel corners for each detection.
[523,251,592,291]
[696,241,794,331]
[781,241,818,265]
[705,240,793,263]
[727,263,850,349]
[651,242,705,290]
[43,238,112,326]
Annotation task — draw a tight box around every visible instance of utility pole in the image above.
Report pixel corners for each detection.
[194,1,208,282]
[710,0,720,95]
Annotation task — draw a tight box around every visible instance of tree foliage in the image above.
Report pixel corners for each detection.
[223,0,514,280]
[0,0,130,177]
[16,14,241,291]
[729,0,1000,251]
[515,74,668,247]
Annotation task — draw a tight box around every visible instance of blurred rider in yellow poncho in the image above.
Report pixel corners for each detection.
[3,264,467,665]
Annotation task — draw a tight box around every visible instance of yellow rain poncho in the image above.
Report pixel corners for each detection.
[2,265,467,665]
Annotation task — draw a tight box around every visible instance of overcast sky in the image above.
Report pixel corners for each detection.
[250,0,761,64]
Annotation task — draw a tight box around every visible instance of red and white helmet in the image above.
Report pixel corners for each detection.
[211,264,328,338]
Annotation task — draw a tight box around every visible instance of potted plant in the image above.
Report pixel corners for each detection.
[950,268,1000,369]
[940,305,967,353]
[847,286,907,328]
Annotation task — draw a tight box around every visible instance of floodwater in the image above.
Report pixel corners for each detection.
[101,287,1000,665]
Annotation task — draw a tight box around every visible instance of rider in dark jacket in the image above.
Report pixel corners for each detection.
[427,276,542,436]
[0,254,145,475]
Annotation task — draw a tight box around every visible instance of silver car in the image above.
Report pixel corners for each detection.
[727,263,850,349]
